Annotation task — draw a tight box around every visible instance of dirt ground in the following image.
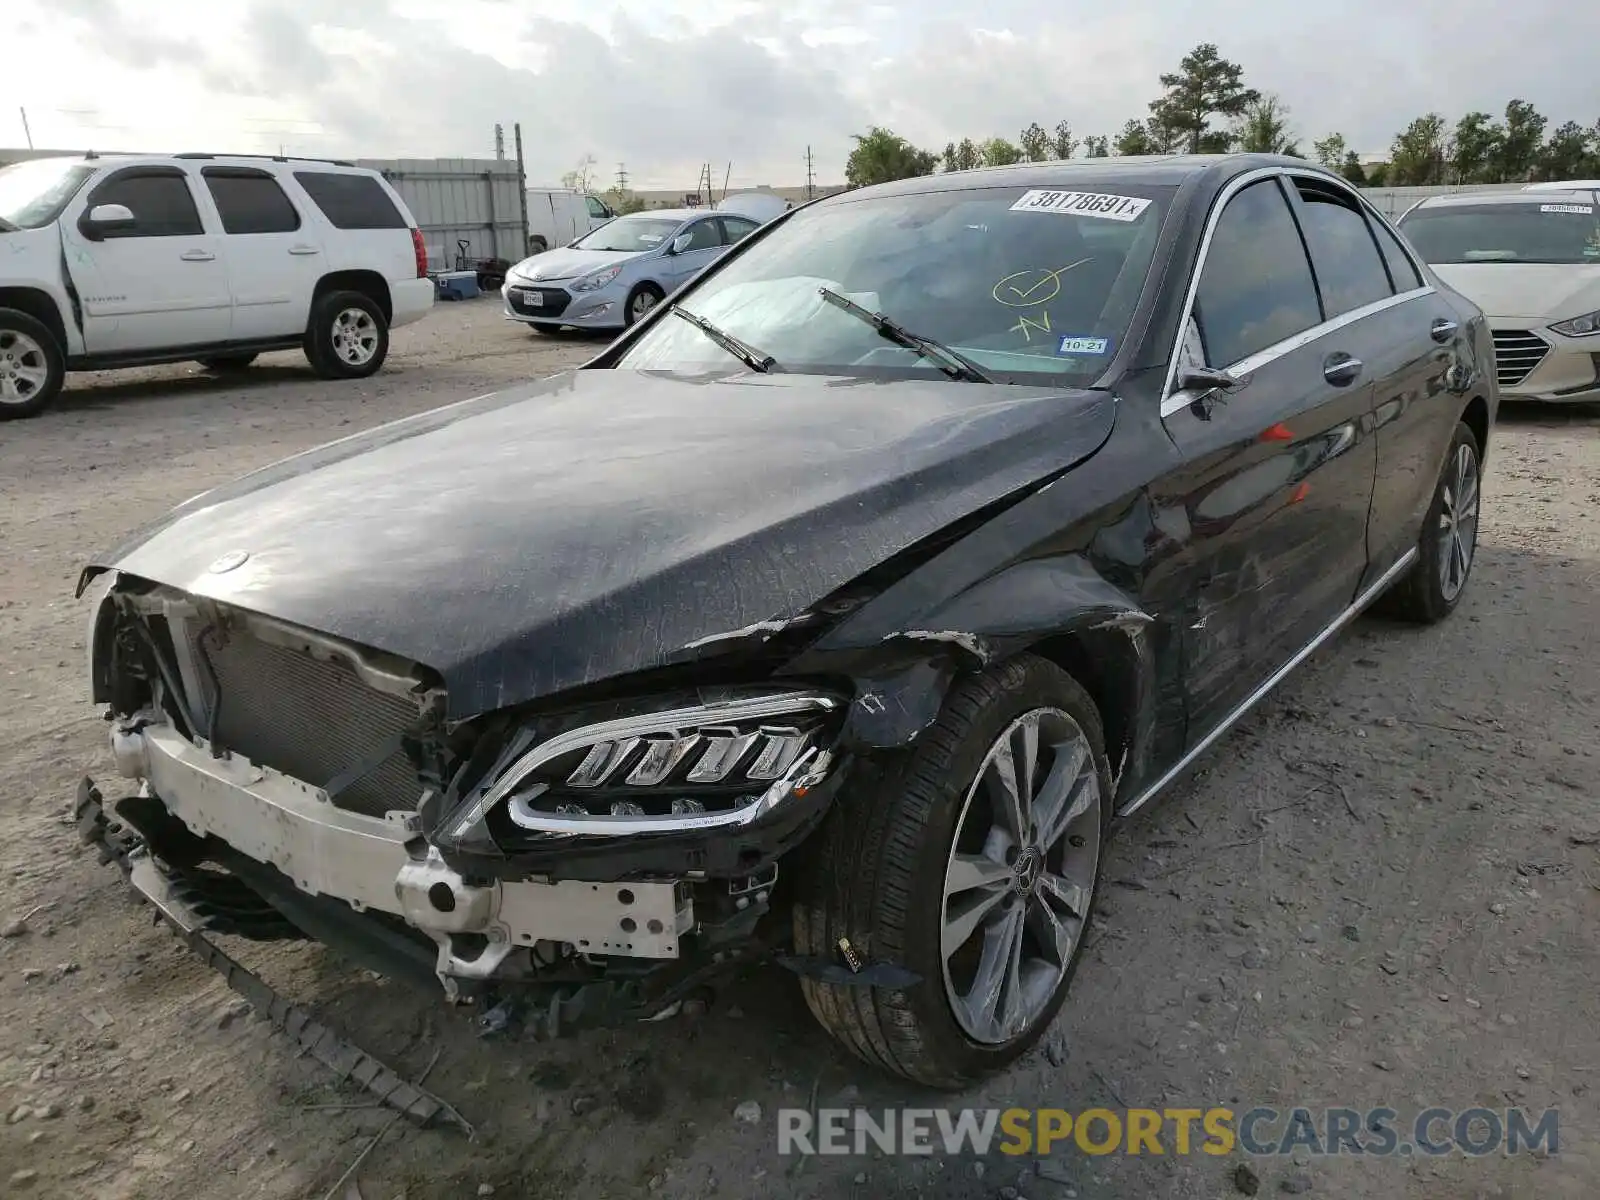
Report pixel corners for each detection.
[1,297,1596,1200]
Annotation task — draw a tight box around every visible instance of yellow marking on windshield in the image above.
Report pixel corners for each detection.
[1011,311,1052,342]
[992,258,1094,308]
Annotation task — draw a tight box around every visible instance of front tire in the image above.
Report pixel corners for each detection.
[1379,420,1481,623]
[623,283,663,327]
[0,308,66,421]
[304,291,389,380]
[794,655,1110,1088]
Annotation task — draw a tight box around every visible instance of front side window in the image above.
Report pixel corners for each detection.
[88,171,203,238]
[585,195,611,219]
[1399,202,1600,265]
[1193,179,1321,367]
[203,169,301,235]
[617,182,1175,382]
[573,216,684,252]
[1292,181,1393,316]
[0,159,95,231]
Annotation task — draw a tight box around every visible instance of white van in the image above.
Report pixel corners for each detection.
[525,189,615,254]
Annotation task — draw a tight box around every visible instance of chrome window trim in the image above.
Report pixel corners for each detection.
[1160,166,1435,418]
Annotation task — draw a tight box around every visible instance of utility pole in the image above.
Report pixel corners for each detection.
[19,107,33,150]
[494,123,505,160]
[615,162,628,192]
[514,123,530,256]
[805,145,814,200]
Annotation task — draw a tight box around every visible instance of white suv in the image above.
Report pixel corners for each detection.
[0,153,436,420]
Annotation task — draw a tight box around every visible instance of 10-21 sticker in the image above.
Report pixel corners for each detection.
[1011,189,1151,222]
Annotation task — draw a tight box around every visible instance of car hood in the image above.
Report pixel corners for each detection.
[85,370,1116,720]
[512,247,640,283]
[1430,263,1600,321]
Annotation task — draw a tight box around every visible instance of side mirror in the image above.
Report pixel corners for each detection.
[670,233,694,255]
[78,203,135,241]
[1176,366,1245,394]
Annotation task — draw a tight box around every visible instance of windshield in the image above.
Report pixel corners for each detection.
[573,216,683,253]
[0,159,96,231]
[616,183,1175,382]
[1400,202,1600,265]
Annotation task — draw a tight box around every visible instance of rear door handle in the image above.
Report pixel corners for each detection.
[1323,353,1363,387]
[288,245,321,256]
[1430,317,1459,343]
[179,250,215,262]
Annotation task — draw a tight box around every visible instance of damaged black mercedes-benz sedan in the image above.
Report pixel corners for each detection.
[78,155,1496,1088]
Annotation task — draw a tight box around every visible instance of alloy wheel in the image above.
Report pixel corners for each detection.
[330,308,380,366]
[1438,440,1480,602]
[0,330,50,405]
[941,707,1101,1045]
[631,291,658,321]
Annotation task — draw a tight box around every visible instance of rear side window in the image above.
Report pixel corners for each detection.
[202,169,300,234]
[293,171,406,229]
[1194,179,1321,367]
[1292,180,1393,316]
[1370,217,1423,291]
[87,171,203,238]
[719,215,759,244]
[682,219,722,251]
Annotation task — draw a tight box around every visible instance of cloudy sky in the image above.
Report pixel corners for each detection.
[8,0,1598,191]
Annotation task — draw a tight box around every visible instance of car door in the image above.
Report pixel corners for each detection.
[201,166,323,341]
[60,165,231,354]
[663,218,723,292]
[1149,174,1379,738]
[1349,200,1473,586]
[584,193,614,231]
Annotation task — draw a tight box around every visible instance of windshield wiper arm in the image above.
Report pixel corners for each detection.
[667,305,778,373]
[816,286,993,383]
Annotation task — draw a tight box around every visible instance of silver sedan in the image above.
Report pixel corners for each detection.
[502,208,763,333]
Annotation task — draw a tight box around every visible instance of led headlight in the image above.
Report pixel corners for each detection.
[570,264,623,293]
[448,690,842,840]
[1549,309,1600,337]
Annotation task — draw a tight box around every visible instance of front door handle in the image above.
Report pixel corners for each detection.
[179,250,215,262]
[1323,353,1363,387]
[1430,317,1459,343]
[288,245,320,256]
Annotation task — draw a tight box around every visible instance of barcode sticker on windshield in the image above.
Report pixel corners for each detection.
[1012,190,1151,222]
[1541,203,1594,214]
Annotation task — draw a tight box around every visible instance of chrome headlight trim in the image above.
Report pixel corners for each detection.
[447,690,841,840]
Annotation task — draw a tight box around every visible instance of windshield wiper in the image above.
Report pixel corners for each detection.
[816,286,994,383]
[667,305,778,373]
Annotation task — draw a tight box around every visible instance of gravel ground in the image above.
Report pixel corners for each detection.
[0,297,1596,1199]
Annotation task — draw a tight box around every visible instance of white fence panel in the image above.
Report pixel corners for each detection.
[358,157,526,270]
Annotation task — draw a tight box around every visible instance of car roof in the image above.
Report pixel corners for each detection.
[1524,180,1600,191]
[7,152,366,172]
[818,153,1331,203]
[1410,189,1597,211]
[622,208,705,221]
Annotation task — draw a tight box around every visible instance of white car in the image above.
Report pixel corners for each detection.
[1399,189,1600,403]
[0,153,435,420]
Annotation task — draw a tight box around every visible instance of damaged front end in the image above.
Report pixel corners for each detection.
[83,575,856,1037]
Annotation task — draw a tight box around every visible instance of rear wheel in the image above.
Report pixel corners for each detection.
[0,308,65,421]
[794,654,1109,1088]
[197,353,259,372]
[1378,420,1481,623]
[304,290,389,380]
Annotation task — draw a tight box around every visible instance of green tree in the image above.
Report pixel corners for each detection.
[1388,114,1450,185]
[980,137,1024,167]
[1149,43,1259,154]
[1235,94,1299,155]
[1313,133,1348,169]
[1536,120,1596,180]
[1365,161,1389,187]
[1492,99,1547,181]
[1083,134,1110,158]
[1019,122,1052,162]
[1340,151,1368,185]
[1052,120,1079,160]
[845,126,939,188]
[1450,111,1502,183]
[605,189,647,215]
[1113,118,1160,156]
